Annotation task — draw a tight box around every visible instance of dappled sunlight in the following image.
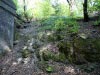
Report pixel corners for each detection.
[46,31,54,36]
[12,57,31,66]
[39,43,59,53]
[17,0,36,9]
[1,0,100,75]
[64,66,77,74]
[0,40,11,52]
[17,58,23,64]
[12,62,18,66]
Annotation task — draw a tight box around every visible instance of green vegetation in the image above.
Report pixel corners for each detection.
[13,0,100,20]
[1,0,100,75]
[12,0,100,73]
[93,20,100,26]
[39,17,79,34]
[46,66,54,73]
[13,0,100,63]
[21,49,32,58]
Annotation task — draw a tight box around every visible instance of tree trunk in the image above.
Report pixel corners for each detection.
[83,0,89,22]
[66,0,77,16]
[23,0,27,20]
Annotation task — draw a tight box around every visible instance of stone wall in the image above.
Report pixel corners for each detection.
[0,0,15,53]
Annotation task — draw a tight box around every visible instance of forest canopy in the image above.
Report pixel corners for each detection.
[12,0,100,21]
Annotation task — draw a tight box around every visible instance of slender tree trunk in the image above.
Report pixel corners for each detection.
[83,0,89,22]
[23,0,28,21]
[23,0,26,14]
[66,0,77,16]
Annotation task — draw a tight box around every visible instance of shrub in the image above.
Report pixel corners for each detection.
[93,20,100,26]
[54,18,66,30]
[66,19,79,34]
[40,17,79,34]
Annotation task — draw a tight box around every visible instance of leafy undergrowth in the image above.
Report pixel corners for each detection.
[0,17,100,75]
[36,17,100,74]
[38,17,79,34]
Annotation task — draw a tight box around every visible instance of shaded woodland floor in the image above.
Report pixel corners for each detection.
[0,20,100,75]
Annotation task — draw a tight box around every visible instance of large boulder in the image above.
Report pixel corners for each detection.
[56,36,100,64]
[74,37,100,62]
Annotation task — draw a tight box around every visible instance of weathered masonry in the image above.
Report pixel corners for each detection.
[0,0,16,53]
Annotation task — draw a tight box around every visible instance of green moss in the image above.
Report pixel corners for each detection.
[21,49,31,58]
[39,37,100,63]
[41,50,66,62]
[42,51,54,61]
[37,61,48,71]
[93,39,100,51]
[57,41,69,53]
[58,53,66,62]
[93,20,100,26]
[14,32,20,40]
[74,38,89,50]
[46,66,54,73]
[47,35,56,42]
[74,38,100,62]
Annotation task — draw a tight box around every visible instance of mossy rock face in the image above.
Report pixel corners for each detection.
[55,37,100,63]
[46,34,58,42]
[42,51,66,62]
[75,38,100,52]
[39,44,66,62]
[14,31,20,40]
[85,54,100,62]
[57,41,69,53]
[21,49,32,58]
[38,31,64,42]
[38,36,100,63]
[47,34,63,42]
[74,37,100,62]
[74,38,90,52]
[92,39,100,52]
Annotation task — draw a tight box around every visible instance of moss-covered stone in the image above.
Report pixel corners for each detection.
[56,37,100,63]
[21,49,32,58]
[38,43,66,62]
[74,37,100,62]
[42,51,66,62]
[14,31,20,40]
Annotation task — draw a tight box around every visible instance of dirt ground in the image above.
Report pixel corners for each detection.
[0,20,100,75]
